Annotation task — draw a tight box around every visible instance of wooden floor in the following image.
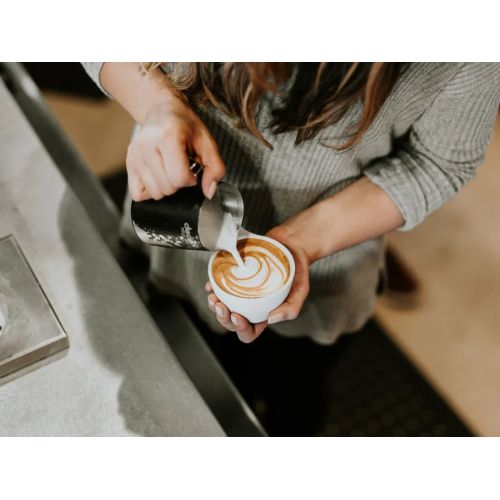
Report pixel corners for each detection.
[43,92,134,178]
[44,92,500,436]
[376,114,500,436]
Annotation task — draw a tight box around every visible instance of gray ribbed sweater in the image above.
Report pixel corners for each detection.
[83,62,500,344]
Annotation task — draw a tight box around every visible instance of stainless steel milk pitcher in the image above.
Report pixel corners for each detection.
[131,159,243,251]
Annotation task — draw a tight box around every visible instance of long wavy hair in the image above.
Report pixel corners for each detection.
[143,62,405,150]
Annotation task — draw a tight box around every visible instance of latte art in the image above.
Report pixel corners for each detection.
[212,238,291,298]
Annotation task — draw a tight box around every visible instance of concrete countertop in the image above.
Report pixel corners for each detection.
[0,79,224,436]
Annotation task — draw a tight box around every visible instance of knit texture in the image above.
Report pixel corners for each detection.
[83,63,500,344]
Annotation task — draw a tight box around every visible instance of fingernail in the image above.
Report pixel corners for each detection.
[268,313,285,325]
[231,315,239,326]
[207,181,217,200]
[208,297,215,308]
[215,305,224,317]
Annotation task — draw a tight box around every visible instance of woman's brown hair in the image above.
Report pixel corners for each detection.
[143,62,405,150]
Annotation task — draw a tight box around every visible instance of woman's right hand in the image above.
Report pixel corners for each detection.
[126,97,226,202]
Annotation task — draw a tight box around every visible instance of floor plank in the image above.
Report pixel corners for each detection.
[44,91,132,177]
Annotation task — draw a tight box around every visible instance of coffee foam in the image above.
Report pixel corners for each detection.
[212,237,291,298]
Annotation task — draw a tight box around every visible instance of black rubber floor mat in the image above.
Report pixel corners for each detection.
[193,311,472,437]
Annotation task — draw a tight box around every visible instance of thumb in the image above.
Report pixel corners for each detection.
[268,251,310,325]
[194,133,226,199]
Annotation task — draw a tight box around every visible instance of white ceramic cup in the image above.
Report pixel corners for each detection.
[208,232,295,323]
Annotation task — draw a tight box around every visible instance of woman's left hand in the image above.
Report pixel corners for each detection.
[205,225,311,343]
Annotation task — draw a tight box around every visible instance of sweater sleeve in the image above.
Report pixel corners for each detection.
[81,62,110,97]
[364,63,500,231]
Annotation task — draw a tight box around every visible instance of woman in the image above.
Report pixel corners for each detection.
[83,62,500,344]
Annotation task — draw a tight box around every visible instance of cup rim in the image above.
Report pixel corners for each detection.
[208,233,296,300]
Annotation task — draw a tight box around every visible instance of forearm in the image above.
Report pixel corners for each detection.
[100,62,181,124]
[278,177,405,262]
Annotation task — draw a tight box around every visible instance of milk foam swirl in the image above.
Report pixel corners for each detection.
[212,238,290,298]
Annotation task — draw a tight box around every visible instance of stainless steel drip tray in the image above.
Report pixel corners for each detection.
[0,235,68,381]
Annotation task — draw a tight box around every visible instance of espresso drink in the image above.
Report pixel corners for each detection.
[212,238,291,298]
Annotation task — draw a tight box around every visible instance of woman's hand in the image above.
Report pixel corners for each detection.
[205,225,312,343]
[99,63,226,203]
[127,98,226,202]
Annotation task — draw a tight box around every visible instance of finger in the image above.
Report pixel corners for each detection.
[126,144,150,201]
[192,133,226,199]
[139,167,163,200]
[139,143,175,196]
[207,292,219,311]
[214,301,236,331]
[268,279,309,324]
[205,282,213,293]
[252,322,269,341]
[127,166,149,202]
[230,313,268,344]
[207,294,217,313]
[158,140,197,191]
[230,313,253,340]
